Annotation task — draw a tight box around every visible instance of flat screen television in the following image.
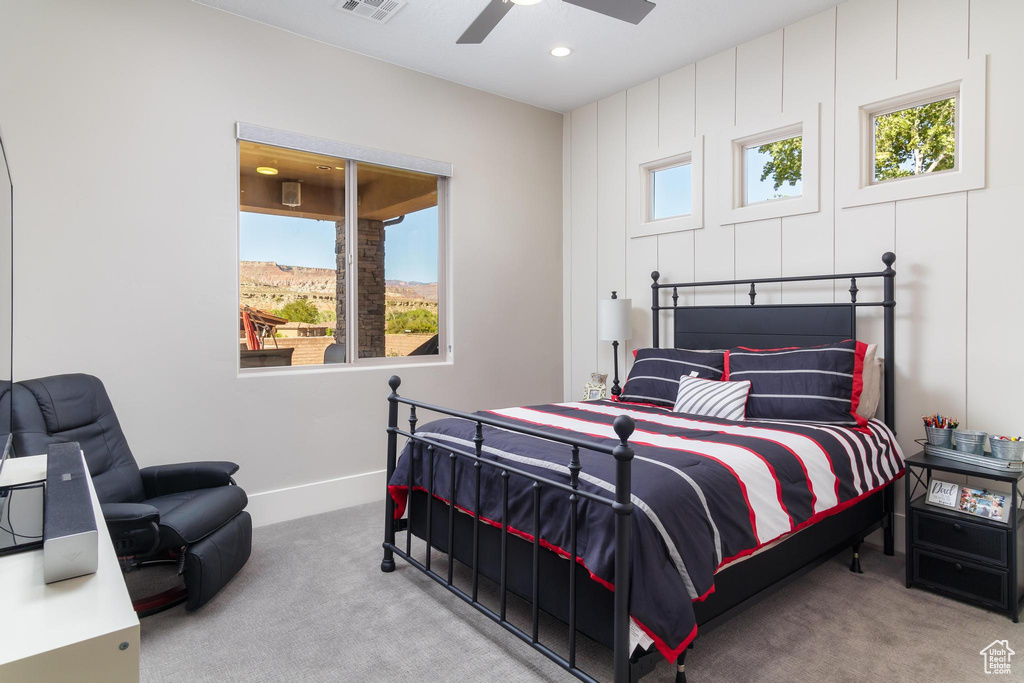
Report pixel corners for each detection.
[0,126,41,556]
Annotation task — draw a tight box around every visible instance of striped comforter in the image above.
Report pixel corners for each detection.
[388,400,904,662]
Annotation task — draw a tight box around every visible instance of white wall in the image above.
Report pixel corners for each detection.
[563,0,1024,545]
[0,0,564,525]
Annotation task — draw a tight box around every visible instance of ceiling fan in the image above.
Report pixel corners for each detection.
[457,0,656,45]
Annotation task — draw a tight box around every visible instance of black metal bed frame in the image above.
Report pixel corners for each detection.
[381,252,899,683]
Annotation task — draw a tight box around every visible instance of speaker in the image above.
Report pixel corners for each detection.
[43,442,98,584]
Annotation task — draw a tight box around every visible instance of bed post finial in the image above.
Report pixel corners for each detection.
[882,251,896,269]
[651,270,660,282]
[388,375,402,394]
[613,415,635,444]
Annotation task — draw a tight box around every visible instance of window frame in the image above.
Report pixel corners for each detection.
[235,123,451,375]
[718,103,820,224]
[838,56,986,208]
[631,136,704,238]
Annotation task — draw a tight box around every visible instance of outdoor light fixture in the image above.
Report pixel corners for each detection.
[550,46,572,57]
[256,166,278,175]
[282,181,301,208]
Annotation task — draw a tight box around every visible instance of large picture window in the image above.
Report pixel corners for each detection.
[236,127,448,371]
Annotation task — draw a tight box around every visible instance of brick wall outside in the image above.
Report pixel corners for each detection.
[336,218,386,359]
[244,332,433,365]
[258,337,334,366]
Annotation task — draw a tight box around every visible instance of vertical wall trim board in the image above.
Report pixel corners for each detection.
[895,0,900,79]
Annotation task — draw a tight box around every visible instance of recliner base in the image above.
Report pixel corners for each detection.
[183,511,252,611]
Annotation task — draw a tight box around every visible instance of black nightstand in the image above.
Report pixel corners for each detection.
[905,451,1024,622]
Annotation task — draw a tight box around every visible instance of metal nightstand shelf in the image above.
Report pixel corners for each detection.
[904,451,1024,621]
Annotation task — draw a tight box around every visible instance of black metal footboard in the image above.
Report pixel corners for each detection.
[380,376,637,683]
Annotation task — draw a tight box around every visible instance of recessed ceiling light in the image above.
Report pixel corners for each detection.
[550,46,571,57]
[316,165,332,170]
[334,166,345,171]
[511,0,542,5]
[256,166,278,175]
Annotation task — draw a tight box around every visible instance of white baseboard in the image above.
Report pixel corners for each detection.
[246,469,386,528]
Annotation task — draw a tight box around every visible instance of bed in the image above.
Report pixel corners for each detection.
[380,253,902,683]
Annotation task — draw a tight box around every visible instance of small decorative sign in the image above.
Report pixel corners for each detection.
[958,487,1008,523]
[926,479,960,510]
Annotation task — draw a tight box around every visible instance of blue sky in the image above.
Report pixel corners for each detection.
[652,164,692,219]
[240,207,438,283]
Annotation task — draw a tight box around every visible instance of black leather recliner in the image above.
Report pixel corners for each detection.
[13,373,252,613]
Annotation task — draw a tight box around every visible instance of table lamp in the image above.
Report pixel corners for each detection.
[598,291,632,397]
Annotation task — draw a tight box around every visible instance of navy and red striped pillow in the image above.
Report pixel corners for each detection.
[727,340,868,426]
[619,348,727,408]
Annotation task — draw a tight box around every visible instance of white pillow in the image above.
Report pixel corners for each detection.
[856,344,882,420]
[674,375,751,421]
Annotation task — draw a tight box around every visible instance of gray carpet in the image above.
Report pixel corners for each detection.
[136,502,1022,682]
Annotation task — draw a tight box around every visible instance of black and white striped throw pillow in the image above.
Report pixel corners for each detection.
[673,376,751,421]
[728,340,868,426]
[619,348,726,408]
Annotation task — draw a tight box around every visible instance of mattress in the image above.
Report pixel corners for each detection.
[388,399,904,663]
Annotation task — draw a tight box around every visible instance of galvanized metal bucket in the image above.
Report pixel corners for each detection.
[953,429,988,455]
[925,426,954,448]
[990,438,1024,461]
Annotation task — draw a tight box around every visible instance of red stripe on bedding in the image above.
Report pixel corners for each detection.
[489,406,797,543]
[565,402,841,513]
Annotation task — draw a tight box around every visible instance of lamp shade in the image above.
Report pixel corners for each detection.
[598,297,632,341]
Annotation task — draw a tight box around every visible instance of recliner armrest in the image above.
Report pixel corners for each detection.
[102,502,160,557]
[140,461,240,498]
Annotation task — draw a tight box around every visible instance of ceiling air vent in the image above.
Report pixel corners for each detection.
[334,0,407,24]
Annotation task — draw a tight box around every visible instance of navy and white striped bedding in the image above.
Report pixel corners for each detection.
[729,340,867,426]
[619,348,727,407]
[388,400,904,663]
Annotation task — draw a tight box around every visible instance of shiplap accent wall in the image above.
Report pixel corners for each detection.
[563,0,1024,532]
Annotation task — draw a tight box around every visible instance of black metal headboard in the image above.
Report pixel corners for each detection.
[650,252,896,430]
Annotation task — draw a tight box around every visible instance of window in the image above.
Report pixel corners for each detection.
[633,140,704,238]
[237,129,447,371]
[837,57,984,208]
[744,134,802,205]
[719,104,820,224]
[650,162,692,219]
[872,96,956,183]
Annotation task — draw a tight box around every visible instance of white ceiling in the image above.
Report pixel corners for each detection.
[196,0,842,112]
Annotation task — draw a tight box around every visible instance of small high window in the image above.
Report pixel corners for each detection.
[650,162,692,220]
[872,96,956,182]
[744,134,803,205]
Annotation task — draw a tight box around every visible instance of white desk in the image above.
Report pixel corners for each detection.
[0,454,140,682]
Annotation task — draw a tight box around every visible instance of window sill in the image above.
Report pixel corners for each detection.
[630,214,702,238]
[237,357,452,379]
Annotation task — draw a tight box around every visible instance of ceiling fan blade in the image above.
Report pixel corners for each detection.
[562,0,656,24]
[457,0,514,44]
